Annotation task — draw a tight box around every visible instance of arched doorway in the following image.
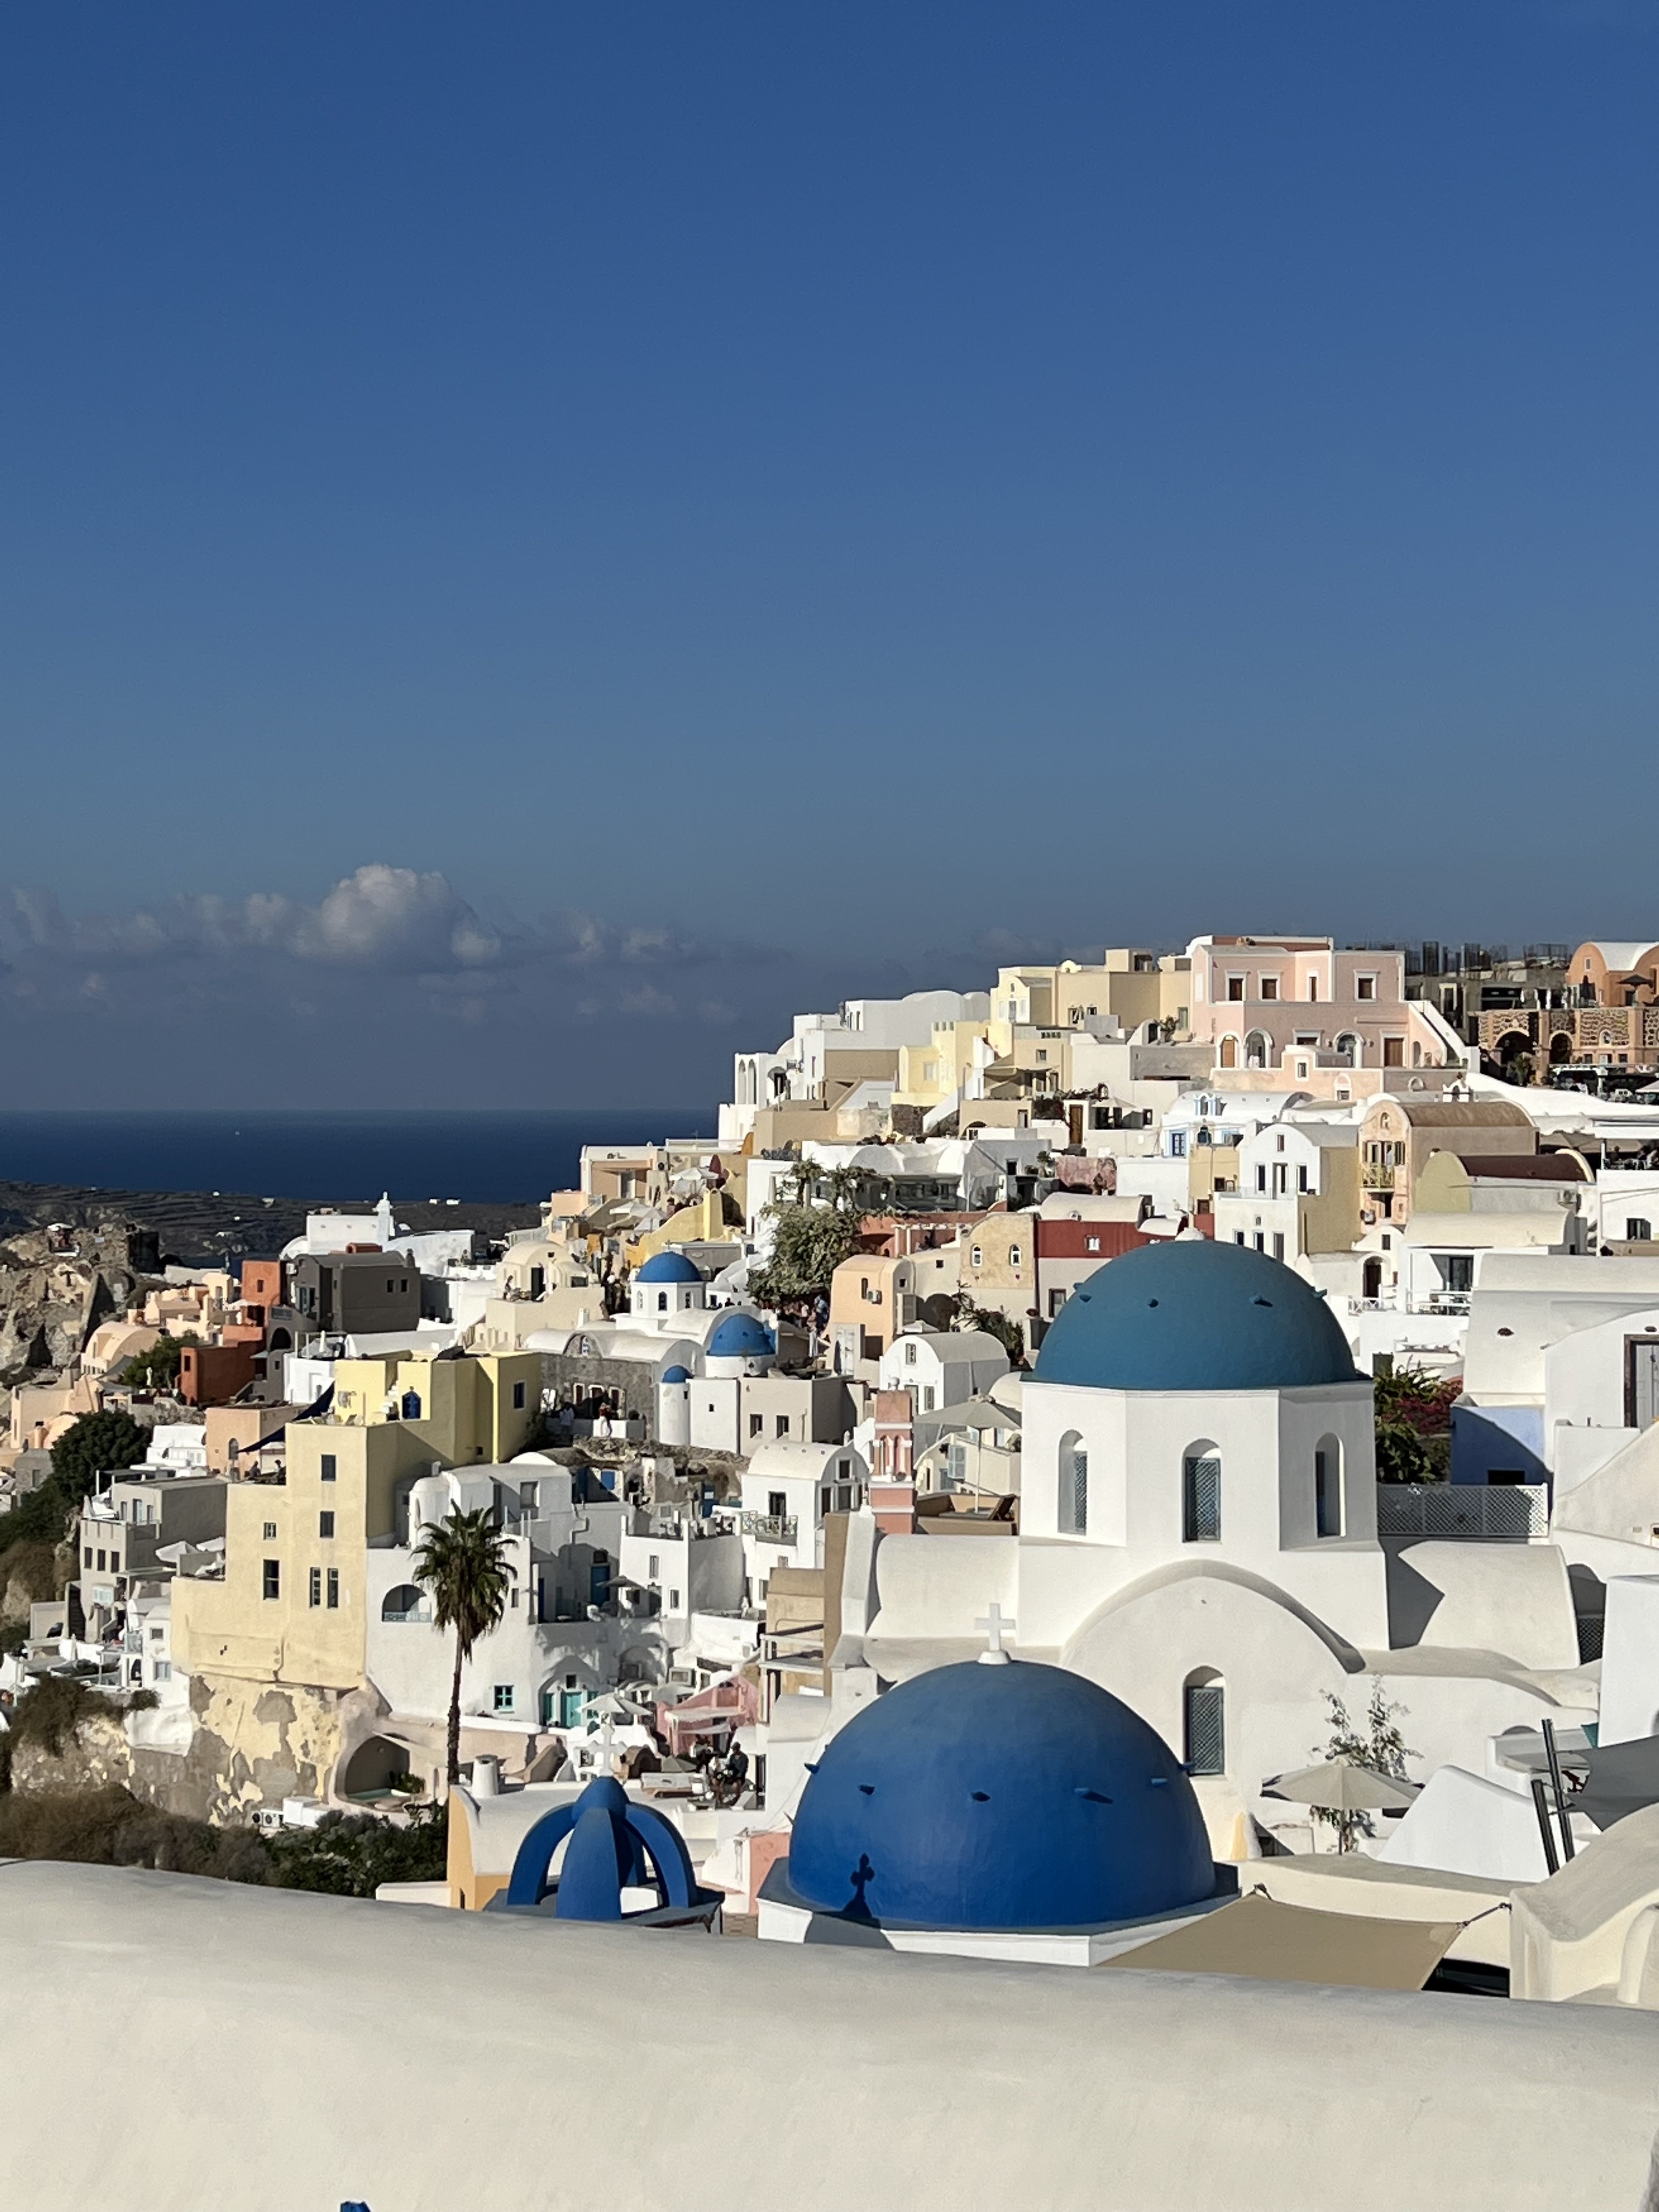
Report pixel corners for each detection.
[1244,1031,1269,1070]
[1549,1032,1573,1066]
[1362,1256,1383,1300]
[1219,1035,1239,1070]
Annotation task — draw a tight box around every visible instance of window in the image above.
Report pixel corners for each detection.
[1356,975,1376,1001]
[1308,977,1319,1002]
[493,1685,515,1713]
[320,1454,336,1483]
[308,1567,321,1609]
[1260,977,1278,1001]
[326,1568,340,1609]
[768,1492,787,1521]
[1276,1133,1285,1152]
[1234,1231,1245,1246]
[319,1511,335,1539]
[400,1390,422,1419]
[1184,1675,1225,1775]
[1315,1438,1343,1538]
[83,1547,92,1568]
[1036,1049,1048,1064]
[648,1553,661,1579]
[1008,1244,1022,1268]
[775,1415,790,1437]
[386,1279,394,1294]
[1058,1432,1088,1534]
[1253,1233,1265,1252]
[749,1413,764,1438]
[669,1588,680,1611]
[96,1549,106,1572]
[1183,1449,1221,1542]
[1169,1130,1187,1159]
[970,1245,983,1268]
[512,1381,526,1409]
[1437,1254,1474,1293]
[262,1561,280,1600]
[1297,1165,1310,1193]
[1628,1219,1653,1242]
[520,1481,538,1512]
[1227,976,1246,1001]
[922,1386,936,1412]
[905,1341,917,1365]
[657,1292,668,1312]
[1272,1232,1285,1261]
[1256,1165,1267,1193]
[263,1522,277,1541]
[1085,1234,1101,1252]
[153,1660,171,1683]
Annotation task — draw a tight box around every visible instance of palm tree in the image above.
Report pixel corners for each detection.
[413,1506,515,1786]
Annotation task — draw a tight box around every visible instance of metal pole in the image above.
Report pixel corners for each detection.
[1531,1778,1561,1876]
[1542,1718,1576,1862]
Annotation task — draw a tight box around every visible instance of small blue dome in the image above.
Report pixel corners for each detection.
[787,1660,1213,1930]
[706,1312,774,1360]
[1034,1238,1359,1393]
[636,1250,703,1285]
[661,1364,691,1385]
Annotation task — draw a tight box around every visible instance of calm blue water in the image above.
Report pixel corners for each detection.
[0,1110,714,1203]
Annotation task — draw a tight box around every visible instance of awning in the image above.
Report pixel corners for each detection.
[1577,1734,1659,1832]
[1098,1893,1463,1992]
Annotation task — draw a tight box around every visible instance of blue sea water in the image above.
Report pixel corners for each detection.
[0,1109,714,1204]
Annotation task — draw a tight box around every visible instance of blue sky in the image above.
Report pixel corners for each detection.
[2,2,1657,1107]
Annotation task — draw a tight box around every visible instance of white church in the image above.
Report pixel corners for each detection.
[833,1236,1604,1853]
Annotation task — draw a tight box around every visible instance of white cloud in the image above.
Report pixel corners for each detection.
[292,865,500,970]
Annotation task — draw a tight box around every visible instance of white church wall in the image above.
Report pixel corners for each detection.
[1600,1576,1659,1745]
[1383,1541,1579,1671]
[1378,1764,1573,1883]
[1544,1304,1659,1466]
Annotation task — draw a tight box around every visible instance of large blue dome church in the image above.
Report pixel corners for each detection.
[1033,1235,1359,1392]
[782,1657,1216,1931]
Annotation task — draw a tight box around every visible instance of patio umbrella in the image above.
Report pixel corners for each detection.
[1264,1760,1419,1813]
[1576,1735,1659,1833]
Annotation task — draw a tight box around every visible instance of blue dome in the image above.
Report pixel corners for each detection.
[1034,1238,1359,1392]
[787,1660,1214,1930]
[636,1250,703,1285]
[706,1312,774,1359]
[661,1364,691,1385]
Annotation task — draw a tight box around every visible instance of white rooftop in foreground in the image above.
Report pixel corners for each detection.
[5,1859,1659,2211]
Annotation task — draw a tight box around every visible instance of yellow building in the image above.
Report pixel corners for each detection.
[174,1348,541,1697]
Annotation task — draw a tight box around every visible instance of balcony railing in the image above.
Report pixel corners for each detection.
[1376,1482,1547,1541]
[1362,1161,1396,1189]
[740,1511,798,1544]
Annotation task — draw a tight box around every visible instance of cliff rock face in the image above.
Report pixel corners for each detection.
[0,1217,159,1385]
[8,1674,377,1826]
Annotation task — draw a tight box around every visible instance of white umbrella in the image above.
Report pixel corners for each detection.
[1265,1760,1419,1813]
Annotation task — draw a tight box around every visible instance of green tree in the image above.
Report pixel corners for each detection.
[50,1409,148,1494]
[413,1508,515,1784]
[264,1803,448,1896]
[954,1295,1025,1369]
[1374,1422,1432,1483]
[1311,1681,1415,1852]
[0,1409,149,1564]
[117,1335,196,1392]
[748,1194,868,1312]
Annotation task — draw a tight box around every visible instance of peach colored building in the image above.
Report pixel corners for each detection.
[1186,934,1459,1080]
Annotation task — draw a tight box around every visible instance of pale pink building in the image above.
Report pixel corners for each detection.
[1186,934,1462,1085]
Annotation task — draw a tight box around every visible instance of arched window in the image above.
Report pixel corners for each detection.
[1182,1442,1221,1542]
[1314,1434,1344,1538]
[1335,1033,1359,1067]
[658,1291,668,1312]
[1058,1429,1088,1535]
[1183,1669,1225,1775]
[381,1584,431,1623]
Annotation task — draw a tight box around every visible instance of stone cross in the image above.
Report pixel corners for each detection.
[975,1601,1015,1664]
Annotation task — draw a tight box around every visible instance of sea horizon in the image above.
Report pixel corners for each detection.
[0,1107,716,1206]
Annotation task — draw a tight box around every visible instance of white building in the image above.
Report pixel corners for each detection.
[877,1327,1010,1415]
[740,1440,869,1601]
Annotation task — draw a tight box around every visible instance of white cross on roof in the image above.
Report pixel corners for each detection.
[975,1601,1015,1664]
